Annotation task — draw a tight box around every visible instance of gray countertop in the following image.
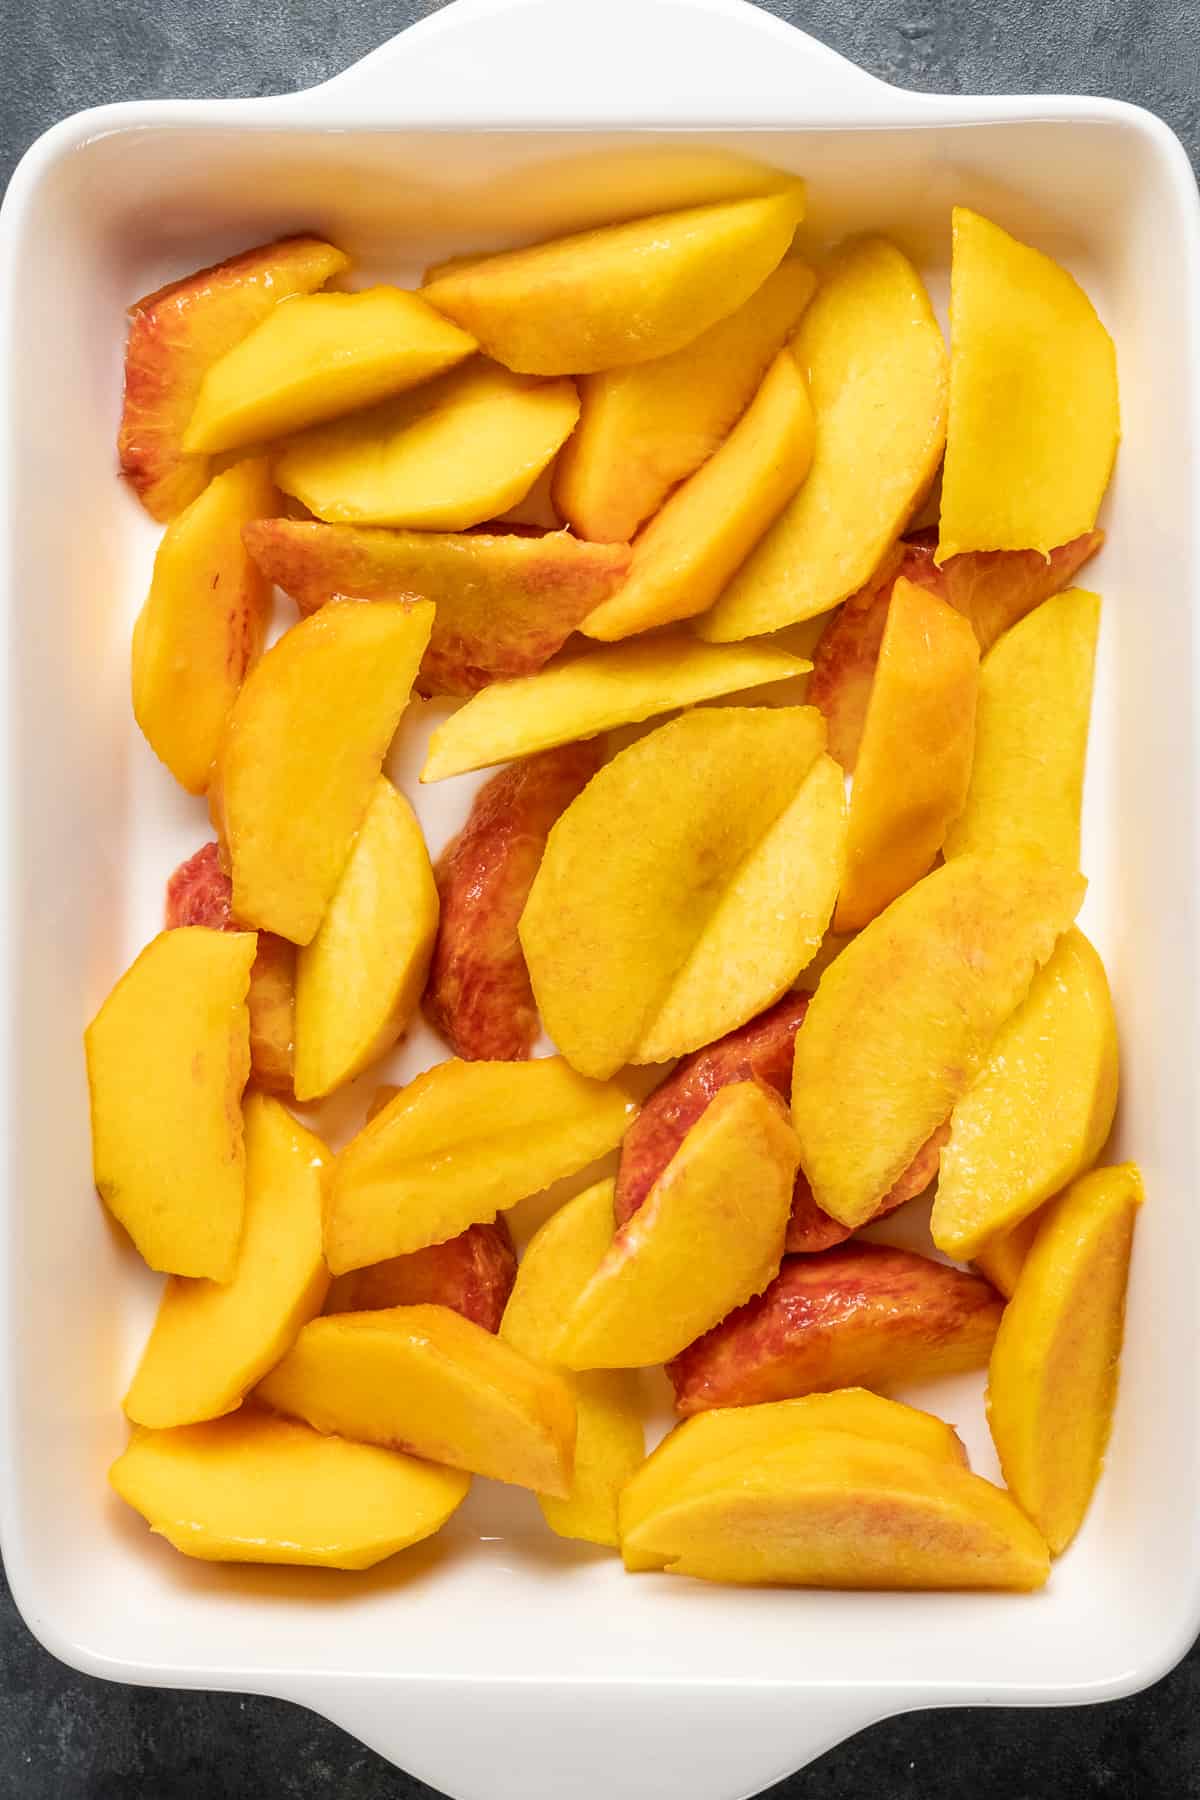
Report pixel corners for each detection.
[3,1,1198,1793]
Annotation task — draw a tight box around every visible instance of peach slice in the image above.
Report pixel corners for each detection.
[293,778,438,1101]
[834,578,979,931]
[85,928,254,1280]
[257,1304,576,1497]
[183,287,476,453]
[668,1244,1003,1414]
[424,744,601,1062]
[109,1410,469,1569]
[974,1210,1043,1300]
[165,841,295,1094]
[274,360,579,530]
[944,588,1100,869]
[131,458,278,795]
[325,1055,637,1274]
[123,1093,330,1428]
[420,189,806,375]
[520,707,843,1078]
[501,1180,644,1547]
[932,928,1118,1260]
[556,1081,800,1370]
[326,1218,517,1334]
[119,233,348,521]
[697,237,948,641]
[420,635,809,782]
[987,1162,1143,1553]
[554,258,815,543]
[211,598,433,944]
[242,519,630,699]
[620,1428,1048,1589]
[939,208,1119,559]
[578,349,814,639]
[792,850,1085,1229]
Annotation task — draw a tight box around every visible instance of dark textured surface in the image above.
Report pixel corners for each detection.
[3,0,1200,1794]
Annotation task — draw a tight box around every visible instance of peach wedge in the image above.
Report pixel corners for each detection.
[211,599,433,945]
[110,1410,469,1569]
[123,1093,330,1428]
[85,928,254,1281]
[421,189,806,375]
[987,1162,1143,1554]
[326,1219,517,1334]
[939,208,1119,559]
[258,1304,576,1497]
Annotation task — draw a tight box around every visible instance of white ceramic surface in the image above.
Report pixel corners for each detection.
[2,1,1200,1795]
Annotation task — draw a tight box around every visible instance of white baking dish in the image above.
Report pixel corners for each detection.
[2,0,1199,1793]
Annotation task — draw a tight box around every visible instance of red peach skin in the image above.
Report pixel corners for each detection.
[668,1242,1004,1415]
[424,743,603,1061]
[324,1217,517,1334]
[165,841,295,1094]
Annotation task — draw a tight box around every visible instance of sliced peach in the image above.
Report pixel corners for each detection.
[554,258,815,543]
[579,349,814,640]
[939,208,1119,559]
[944,588,1100,869]
[85,929,254,1280]
[257,1304,576,1497]
[131,458,278,795]
[697,237,947,640]
[932,928,1118,1260]
[110,1410,469,1569]
[274,360,579,530]
[123,1093,329,1428]
[974,1210,1043,1300]
[326,1056,637,1274]
[421,189,805,375]
[421,634,809,781]
[834,578,979,931]
[556,1081,799,1370]
[119,234,348,521]
[183,287,476,453]
[792,850,1085,1228]
[211,599,433,944]
[424,744,601,1062]
[242,519,630,698]
[326,1218,517,1334]
[987,1162,1143,1553]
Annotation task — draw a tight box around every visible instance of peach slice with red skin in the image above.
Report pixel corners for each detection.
[424,742,603,1061]
[668,1243,1004,1415]
[324,1218,517,1334]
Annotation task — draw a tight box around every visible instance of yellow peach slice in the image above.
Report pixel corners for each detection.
[123,1094,329,1427]
[579,349,814,640]
[556,1081,799,1370]
[554,258,815,543]
[938,209,1119,559]
[792,850,1086,1228]
[987,1162,1143,1553]
[211,599,433,945]
[258,1304,576,1497]
[131,458,278,795]
[119,234,349,521]
[183,287,477,453]
[326,1056,637,1274]
[519,707,841,1078]
[420,189,806,375]
[110,1410,468,1569]
[974,1210,1044,1299]
[621,1429,1049,1589]
[325,1218,517,1334]
[85,928,254,1281]
[834,578,979,931]
[274,360,579,530]
[293,779,438,1101]
[501,1180,644,1547]
[697,237,948,640]
[944,588,1100,869]
[932,928,1118,1260]
[420,635,809,782]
